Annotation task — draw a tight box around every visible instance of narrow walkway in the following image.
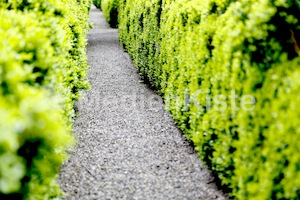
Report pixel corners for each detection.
[59,5,228,200]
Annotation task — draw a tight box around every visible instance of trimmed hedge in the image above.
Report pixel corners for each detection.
[119,0,162,91]
[101,0,119,28]
[0,0,90,198]
[93,0,118,27]
[93,0,102,9]
[118,0,300,199]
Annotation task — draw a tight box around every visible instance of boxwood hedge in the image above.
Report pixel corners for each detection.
[118,0,300,199]
[93,0,119,27]
[119,0,162,91]
[93,0,102,9]
[0,0,90,198]
[101,0,119,28]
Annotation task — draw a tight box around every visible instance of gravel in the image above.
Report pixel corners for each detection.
[59,5,229,200]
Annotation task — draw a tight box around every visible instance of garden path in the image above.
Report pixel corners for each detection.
[59,5,228,200]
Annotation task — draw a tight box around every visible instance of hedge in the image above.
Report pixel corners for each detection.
[101,0,119,28]
[93,0,102,9]
[118,0,300,199]
[0,0,90,198]
[118,0,162,91]
[93,0,118,27]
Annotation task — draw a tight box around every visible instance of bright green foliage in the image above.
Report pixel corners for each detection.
[119,0,162,91]
[101,0,119,27]
[118,0,300,199]
[0,0,90,198]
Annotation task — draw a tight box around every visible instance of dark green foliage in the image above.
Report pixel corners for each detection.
[0,0,91,198]
[118,0,300,199]
[93,0,102,9]
[101,0,119,28]
[93,0,118,27]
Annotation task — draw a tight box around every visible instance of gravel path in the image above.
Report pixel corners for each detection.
[59,5,228,200]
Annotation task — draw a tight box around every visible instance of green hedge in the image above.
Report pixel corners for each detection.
[0,0,90,198]
[93,0,118,28]
[119,0,162,90]
[101,0,119,28]
[118,0,300,199]
[93,0,102,9]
